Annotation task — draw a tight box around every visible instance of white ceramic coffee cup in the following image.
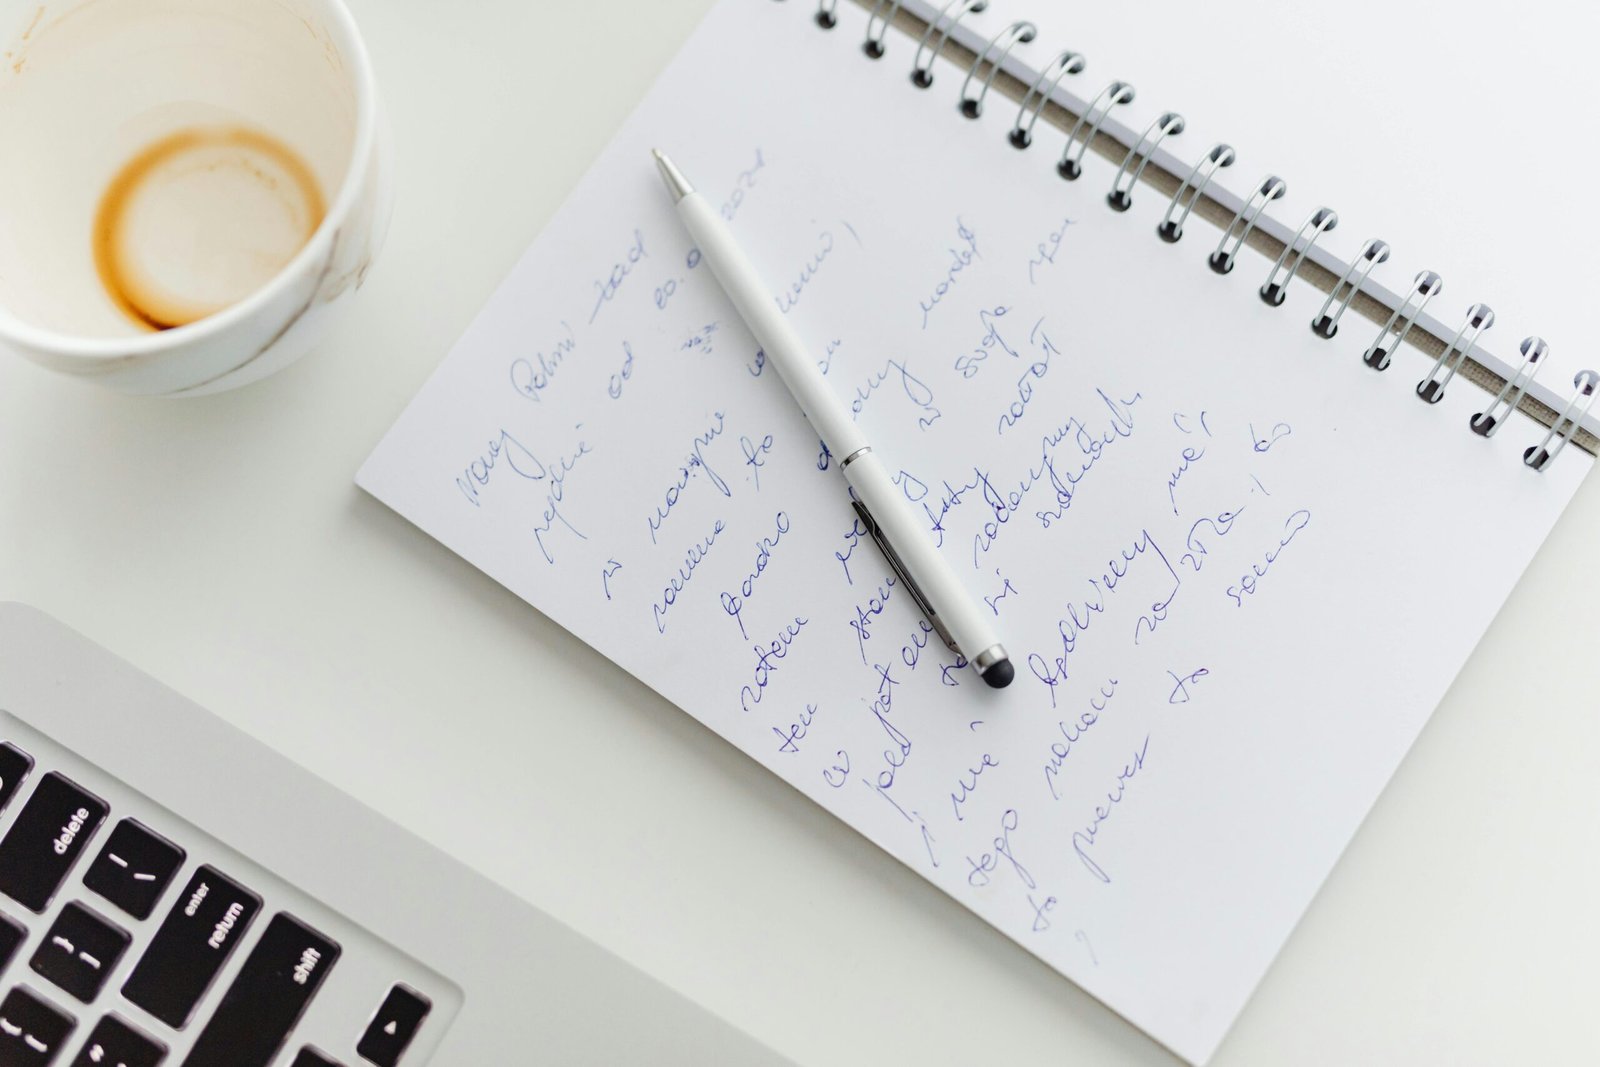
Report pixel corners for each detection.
[0,0,391,396]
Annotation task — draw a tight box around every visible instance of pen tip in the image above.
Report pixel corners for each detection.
[652,148,694,203]
[981,657,1015,689]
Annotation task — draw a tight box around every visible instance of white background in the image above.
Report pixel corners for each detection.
[1,1,1595,1064]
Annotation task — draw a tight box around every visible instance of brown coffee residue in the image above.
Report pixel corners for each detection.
[93,126,326,331]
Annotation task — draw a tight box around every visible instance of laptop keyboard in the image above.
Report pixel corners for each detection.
[0,715,453,1066]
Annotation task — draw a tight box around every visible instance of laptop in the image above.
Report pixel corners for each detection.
[0,602,787,1066]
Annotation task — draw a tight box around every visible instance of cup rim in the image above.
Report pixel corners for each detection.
[0,0,379,360]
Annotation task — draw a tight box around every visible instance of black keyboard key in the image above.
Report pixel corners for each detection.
[0,910,27,972]
[181,912,339,1067]
[69,1015,166,1067]
[0,743,33,815]
[0,986,74,1065]
[356,985,430,1067]
[81,820,185,921]
[0,773,108,913]
[290,1050,342,1067]
[120,865,260,1029]
[30,902,131,1003]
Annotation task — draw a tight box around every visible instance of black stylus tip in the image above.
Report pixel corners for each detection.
[981,658,1014,689]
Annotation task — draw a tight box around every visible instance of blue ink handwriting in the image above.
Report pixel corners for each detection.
[860,662,914,821]
[1071,735,1152,884]
[651,519,725,633]
[1076,929,1098,963]
[914,811,939,868]
[740,433,774,490]
[918,216,980,328]
[681,321,720,356]
[849,357,941,432]
[984,571,1018,616]
[1028,217,1073,285]
[739,616,809,713]
[1251,421,1293,453]
[606,341,635,400]
[721,148,766,222]
[996,317,1059,434]
[776,225,850,315]
[1132,536,1185,645]
[823,749,851,788]
[1226,510,1313,606]
[646,412,731,543]
[834,511,868,585]
[1034,390,1143,529]
[589,228,646,324]
[849,577,897,664]
[1042,678,1119,799]
[1029,530,1170,693]
[456,428,545,508]
[508,322,576,404]
[773,702,817,755]
[949,753,1000,822]
[966,808,1036,889]
[719,510,791,640]
[1167,667,1210,704]
[922,472,982,549]
[653,246,705,313]
[1030,894,1059,933]
[953,305,1018,380]
[1166,445,1205,515]
[1178,508,1245,573]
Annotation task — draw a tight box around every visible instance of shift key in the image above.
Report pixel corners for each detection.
[183,912,340,1066]
[121,865,261,1028]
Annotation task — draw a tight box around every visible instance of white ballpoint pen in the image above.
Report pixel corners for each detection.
[652,149,1014,689]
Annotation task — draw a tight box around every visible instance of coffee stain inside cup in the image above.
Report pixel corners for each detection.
[93,126,326,331]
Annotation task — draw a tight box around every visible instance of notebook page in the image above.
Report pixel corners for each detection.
[358,1,1590,1061]
[910,0,1599,401]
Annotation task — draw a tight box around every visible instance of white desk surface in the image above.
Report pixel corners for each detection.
[2,1,1596,1064]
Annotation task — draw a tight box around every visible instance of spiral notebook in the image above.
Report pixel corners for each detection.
[358,1,1596,1062]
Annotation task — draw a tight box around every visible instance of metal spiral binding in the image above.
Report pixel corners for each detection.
[960,22,1038,118]
[1362,271,1442,371]
[1207,176,1285,274]
[862,1,906,58]
[834,0,1589,471]
[1524,370,1600,470]
[1311,239,1389,338]
[1470,337,1546,438]
[1416,304,1494,404]
[910,0,990,88]
[1009,51,1086,149]
[1157,144,1234,243]
[1057,80,1135,180]
[1258,207,1337,305]
[1107,112,1184,211]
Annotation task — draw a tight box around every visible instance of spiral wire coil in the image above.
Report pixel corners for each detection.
[806,0,1593,470]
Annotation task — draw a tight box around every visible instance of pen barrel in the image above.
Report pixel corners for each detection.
[676,193,867,460]
[676,190,1003,670]
[844,450,1001,663]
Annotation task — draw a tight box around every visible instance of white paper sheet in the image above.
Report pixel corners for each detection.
[906,0,1600,402]
[358,2,1590,1060]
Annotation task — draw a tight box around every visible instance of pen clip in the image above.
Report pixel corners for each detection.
[852,499,960,655]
